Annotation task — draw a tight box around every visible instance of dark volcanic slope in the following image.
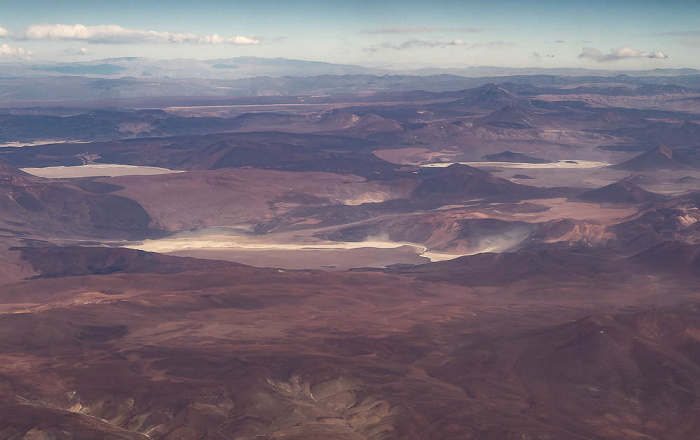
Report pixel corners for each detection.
[431,308,700,440]
[4,244,700,439]
[0,403,148,440]
[578,180,668,204]
[0,131,400,178]
[629,241,700,278]
[19,246,236,278]
[482,150,552,164]
[609,190,700,253]
[0,109,240,143]
[413,164,523,201]
[481,103,536,129]
[459,83,531,109]
[0,160,30,177]
[426,83,532,116]
[0,162,157,240]
[411,164,571,202]
[611,145,700,171]
[391,247,626,288]
[3,72,700,440]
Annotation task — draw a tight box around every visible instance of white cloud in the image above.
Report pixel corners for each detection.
[454,27,483,33]
[194,34,260,45]
[533,52,554,59]
[365,39,466,53]
[366,39,513,53]
[366,26,440,34]
[654,30,700,36]
[364,26,483,34]
[471,41,516,48]
[0,44,31,60]
[11,23,260,45]
[0,26,8,37]
[64,47,89,56]
[578,46,668,62]
[401,38,467,49]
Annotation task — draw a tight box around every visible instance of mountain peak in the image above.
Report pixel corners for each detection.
[482,103,535,128]
[579,179,667,204]
[611,145,700,171]
[657,145,674,160]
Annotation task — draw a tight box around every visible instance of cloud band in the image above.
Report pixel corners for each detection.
[578,46,668,62]
[4,23,259,45]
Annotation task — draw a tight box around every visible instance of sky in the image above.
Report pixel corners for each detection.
[0,0,699,69]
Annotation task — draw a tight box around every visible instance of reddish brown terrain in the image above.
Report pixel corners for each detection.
[1,72,700,439]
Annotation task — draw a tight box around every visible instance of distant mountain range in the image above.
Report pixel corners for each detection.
[0,57,380,79]
[0,58,698,107]
[1,56,699,80]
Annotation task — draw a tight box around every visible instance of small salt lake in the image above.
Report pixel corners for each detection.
[20,164,184,178]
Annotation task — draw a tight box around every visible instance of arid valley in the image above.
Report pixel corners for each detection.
[1,54,700,439]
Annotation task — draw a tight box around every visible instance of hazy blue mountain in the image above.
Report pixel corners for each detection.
[1,57,698,81]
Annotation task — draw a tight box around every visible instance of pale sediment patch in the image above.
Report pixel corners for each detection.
[21,164,184,178]
[420,250,468,262]
[374,147,461,165]
[169,247,430,270]
[422,160,611,169]
[128,235,426,254]
[0,140,89,148]
[124,233,476,268]
[511,198,637,222]
[342,191,391,206]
